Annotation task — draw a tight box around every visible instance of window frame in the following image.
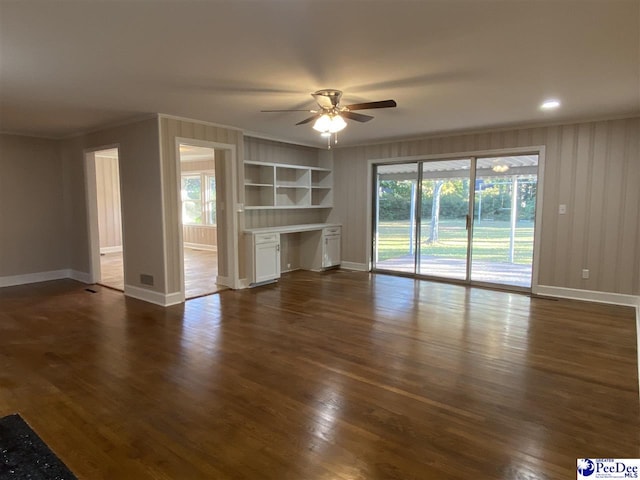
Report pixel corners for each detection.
[181,170,216,227]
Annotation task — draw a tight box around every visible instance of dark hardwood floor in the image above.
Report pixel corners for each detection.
[0,270,637,479]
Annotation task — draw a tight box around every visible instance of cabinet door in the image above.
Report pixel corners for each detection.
[322,235,341,268]
[255,242,281,283]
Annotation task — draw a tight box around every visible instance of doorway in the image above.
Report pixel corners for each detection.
[85,147,124,290]
[178,143,223,298]
[373,154,539,290]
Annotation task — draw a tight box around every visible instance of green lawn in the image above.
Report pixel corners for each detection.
[377,219,534,264]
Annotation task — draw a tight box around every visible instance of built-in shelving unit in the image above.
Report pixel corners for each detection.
[244,161,333,209]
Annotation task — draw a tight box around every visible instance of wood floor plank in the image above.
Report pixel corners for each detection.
[0,271,637,479]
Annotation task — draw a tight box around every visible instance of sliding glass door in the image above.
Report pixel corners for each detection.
[373,154,538,290]
[418,159,471,280]
[374,163,419,274]
[471,155,538,287]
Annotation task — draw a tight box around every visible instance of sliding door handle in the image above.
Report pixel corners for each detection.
[466,214,471,230]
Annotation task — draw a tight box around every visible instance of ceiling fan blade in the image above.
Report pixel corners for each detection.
[296,114,320,125]
[344,99,397,111]
[341,111,374,123]
[261,109,316,112]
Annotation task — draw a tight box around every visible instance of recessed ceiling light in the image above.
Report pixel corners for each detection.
[540,99,561,110]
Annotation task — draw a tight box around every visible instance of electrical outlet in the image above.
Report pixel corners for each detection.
[559,204,567,215]
[287,263,291,269]
[581,269,589,279]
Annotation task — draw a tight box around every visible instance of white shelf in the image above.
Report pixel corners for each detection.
[244,160,332,209]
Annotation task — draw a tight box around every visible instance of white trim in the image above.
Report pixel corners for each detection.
[124,284,184,307]
[368,145,545,165]
[69,270,92,284]
[0,269,92,287]
[0,270,69,287]
[216,275,234,289]
[366,145,545,290]
[175,138,241,292]
[100,246,123,254]
[531,146,545,290]
[84,150,101,284]
[340,261,369,272]
[184,243,217,252]
[533,285,639,307]
[84,144,125,286]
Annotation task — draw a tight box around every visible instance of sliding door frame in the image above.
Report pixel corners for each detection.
[367,146,546,291]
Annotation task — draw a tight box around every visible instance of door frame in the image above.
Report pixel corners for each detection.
[174,137,240,298]
[367,145,546,290]
[84,144,124,285]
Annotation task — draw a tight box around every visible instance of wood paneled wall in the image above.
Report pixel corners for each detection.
[182,225,217,249]
[331,116,640,296]
[95,155,122,251]
[159,117,243,292]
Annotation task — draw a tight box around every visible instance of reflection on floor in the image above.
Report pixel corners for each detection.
[99,247,225,299]
[375,255,532,287]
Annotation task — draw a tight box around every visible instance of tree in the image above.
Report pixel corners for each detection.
[427,180,444,243]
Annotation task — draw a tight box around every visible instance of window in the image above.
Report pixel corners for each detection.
[181,172,216,225]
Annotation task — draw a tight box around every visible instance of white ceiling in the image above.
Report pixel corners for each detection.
[1,0,638,147]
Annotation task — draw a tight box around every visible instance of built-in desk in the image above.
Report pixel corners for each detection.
[244,223,341,285]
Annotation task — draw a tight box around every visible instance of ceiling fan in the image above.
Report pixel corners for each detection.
[261,89,397,146]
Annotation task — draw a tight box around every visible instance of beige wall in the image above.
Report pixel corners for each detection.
[159,116,243,292]
[60,117,165,292]
[95,154,122,250]
[331,116,640,296]
[0,134,67,277]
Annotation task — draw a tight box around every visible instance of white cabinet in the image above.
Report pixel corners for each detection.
[244,161,332,209]
[322,226,341,269]
[247,232,281,285]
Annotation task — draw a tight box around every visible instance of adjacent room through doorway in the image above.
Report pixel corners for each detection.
[178,144,224,298]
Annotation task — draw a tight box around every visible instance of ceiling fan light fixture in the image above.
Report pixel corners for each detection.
[328,114,346,133]
[312,114,332,132]
[313,113,347,134]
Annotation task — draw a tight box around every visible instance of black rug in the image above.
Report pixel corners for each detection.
[0,414,77,479]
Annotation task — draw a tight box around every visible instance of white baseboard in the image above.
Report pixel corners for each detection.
[68,270,91,284]
[184,243,217,252]
[340,261,369,272]
[124,284,184,307]
[216,275,234,288]
[100,246,122,254]
[0,269,70,287]
[0,269,93,287]
[534,285,639,307]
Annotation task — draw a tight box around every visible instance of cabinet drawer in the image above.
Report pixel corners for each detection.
[323,226,341,236]
[254,232,280,244]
